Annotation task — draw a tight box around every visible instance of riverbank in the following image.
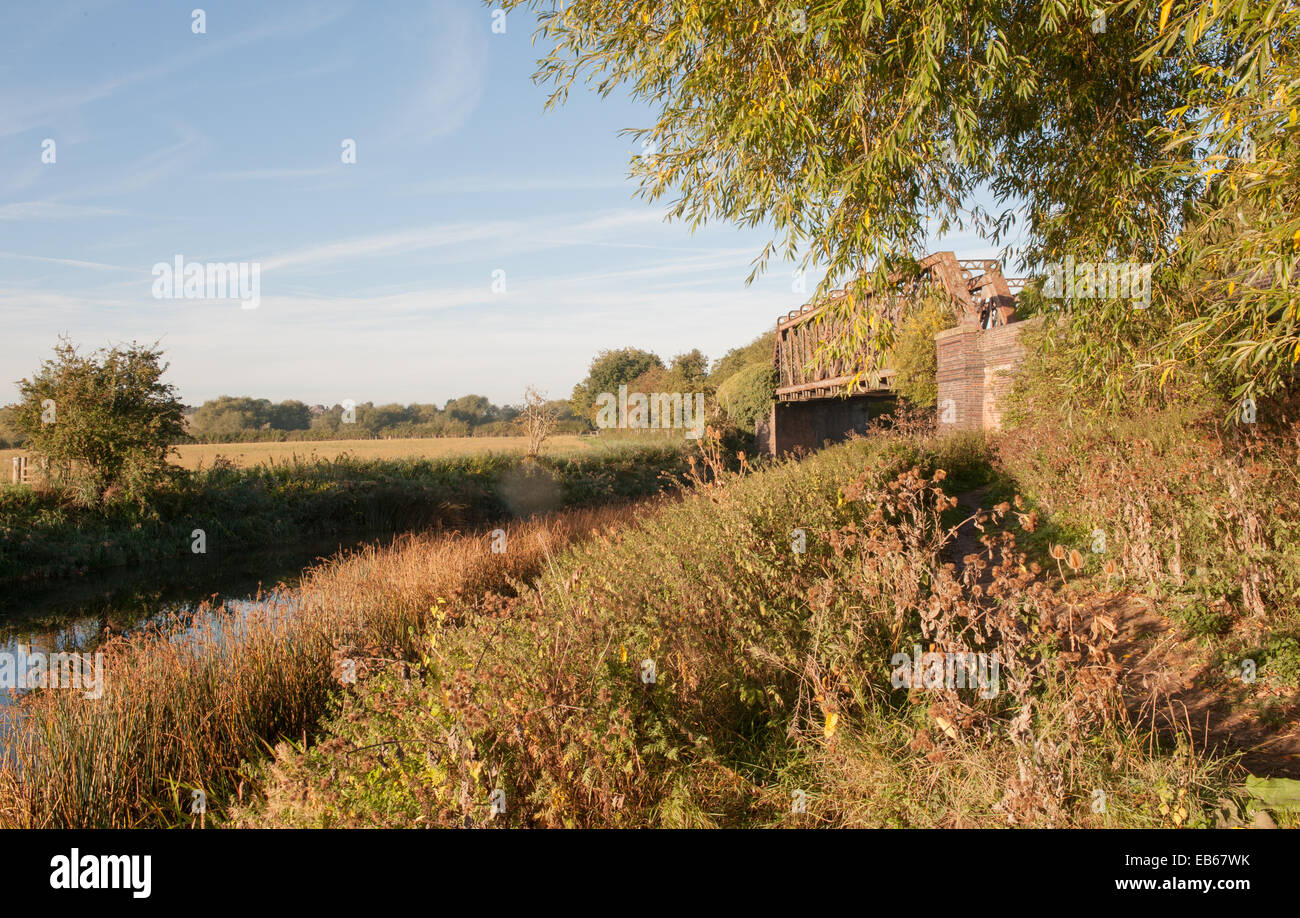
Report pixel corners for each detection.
[233,430,1249,828]
[0,445,690,587]
[0,501,647,828]
[11,422,1292,829]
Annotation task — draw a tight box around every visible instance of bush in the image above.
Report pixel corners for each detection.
[715,361,775,431]
[892,301,956,407]
[14,339,185,504]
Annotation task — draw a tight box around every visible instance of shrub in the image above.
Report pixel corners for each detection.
[715,361,775,431]
[892,301,956,407]
[14,338,186,505]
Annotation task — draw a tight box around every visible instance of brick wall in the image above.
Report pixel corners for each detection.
[759,394,895,454]
[935,317,1040,433]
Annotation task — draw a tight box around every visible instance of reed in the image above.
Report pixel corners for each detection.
[0,502,640,828]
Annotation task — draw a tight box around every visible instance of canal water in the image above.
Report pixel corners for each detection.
[0,532,389,709]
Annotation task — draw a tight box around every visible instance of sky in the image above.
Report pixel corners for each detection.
[0,0,1024,408]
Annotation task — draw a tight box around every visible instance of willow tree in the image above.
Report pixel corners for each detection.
[500,0,1297,413]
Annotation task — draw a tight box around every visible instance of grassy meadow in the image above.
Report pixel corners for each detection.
[0,434,642,477]
[0,442,694,586]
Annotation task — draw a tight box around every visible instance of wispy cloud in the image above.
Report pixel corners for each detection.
[211,166,338,182]
[0,251,140,273]
[0,202,125,221]
[76,125,205,199]
[255,208,670,276]
[384,3,486,144]
[260,221,515,273]
[407,175,630,195]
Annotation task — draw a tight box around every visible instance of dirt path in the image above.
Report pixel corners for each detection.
[947,484,992,581]
[1102,591,1300,778]
[950,486,1300,778]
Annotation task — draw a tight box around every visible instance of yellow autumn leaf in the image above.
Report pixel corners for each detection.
[932,713,959,740]
[823,711,839,738]
[1294,227,1300,249]
[1229,281,1236,296]
[620,644,628,663]
[1159,0,1173,33]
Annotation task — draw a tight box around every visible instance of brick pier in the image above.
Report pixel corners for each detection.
[934,317,1041,433]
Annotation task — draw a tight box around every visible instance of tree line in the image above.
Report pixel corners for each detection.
[180,394,582,443]
[568,335,777,433]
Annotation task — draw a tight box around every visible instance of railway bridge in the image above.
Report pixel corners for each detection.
[759,252,1034,454]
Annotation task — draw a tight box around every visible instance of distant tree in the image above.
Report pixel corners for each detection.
[311,411,342,435]
[667,349,709,388]
[412,403,443,424]
[0,405,25,449]
[361,403,412,435]
[624,362,670,399]
[14,338,185,503]
[444,394,495,427]
[516,386,561,457]
[190,396,271,437]
[267,399,311,431]
[570,347,664,421]
[709,333,774,388]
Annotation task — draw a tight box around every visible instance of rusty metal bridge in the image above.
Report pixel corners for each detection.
[772,251,1025,403]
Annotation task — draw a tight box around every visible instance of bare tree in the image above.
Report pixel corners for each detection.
[516,386,560,458]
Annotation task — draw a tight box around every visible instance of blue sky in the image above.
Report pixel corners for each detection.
[0,0,1021,408]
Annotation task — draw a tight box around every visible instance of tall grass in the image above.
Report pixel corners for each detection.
[997,384,1300,688]
[0,502,641,828]
[237,429,1233,828]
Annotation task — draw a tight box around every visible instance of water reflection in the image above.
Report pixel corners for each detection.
[0,532,383,706]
